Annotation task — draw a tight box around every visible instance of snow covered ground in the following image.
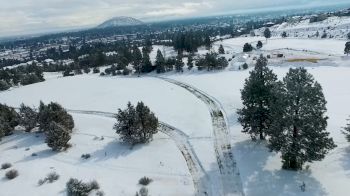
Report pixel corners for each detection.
[168,65,350,196]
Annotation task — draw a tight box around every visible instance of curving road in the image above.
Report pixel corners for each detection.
[158,77,245,196]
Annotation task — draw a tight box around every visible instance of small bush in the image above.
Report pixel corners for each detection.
[242,63,249,70]
[139,187,149,196]
[47,172,60,183]
[81,154,91,160]
[38,172,60,186]
[138,176,152,186]
[5,169,18,180]
[96,191,105,196]
[66,178,100,196]
[1,163,12,170]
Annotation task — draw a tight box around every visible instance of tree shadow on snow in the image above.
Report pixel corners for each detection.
[233,139,327,196]
[340,146,350,176]
[2,131,45,150]
[16,149,56,163]
[89,141,142,161]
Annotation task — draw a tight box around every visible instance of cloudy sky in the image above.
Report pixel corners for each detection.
[0,0,348,37]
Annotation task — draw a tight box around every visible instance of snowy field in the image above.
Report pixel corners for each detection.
[1,36,350,196]
[169,65,350,196]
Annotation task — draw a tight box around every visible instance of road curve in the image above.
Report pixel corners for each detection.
[158,77,244,196]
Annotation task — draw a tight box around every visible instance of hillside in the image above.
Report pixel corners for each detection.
[97,17,144,28]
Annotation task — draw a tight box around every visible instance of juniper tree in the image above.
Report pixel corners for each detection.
[0,104,19,136]
[268,68,336,170]
[343,118,350,142]
[19,103,38,132]
[38,101,74,133]
[218,44,225,54]
[256,41,263,49]
[46,122,71,151]
[345,42,350,56]
[0,80,10,91]
[264,28,271,42]
[155,49,165,74]
[237,55,278,140]
[282,31,287,38]
[243,43,253,52]
[114,102,158,145]
[217,57,228,70]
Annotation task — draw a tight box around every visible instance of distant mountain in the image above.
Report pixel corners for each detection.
[97,17,144,28]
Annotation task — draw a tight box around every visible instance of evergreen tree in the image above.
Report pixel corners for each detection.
[264,28,271,42]
[218,44,225,54]
[282,31,287,38]
[256,41,263,49]
[268,68,336,170]
[204,35,211,50]
[0,80,10,91]
[238,55,278,140]
[187,53,194,70]
[38,102,74,133]
[343,118,350,142]
[46,122,71,151]
[19,103,38,132]
[132,46,143,76]
[141,47,153,73]
[347,32,350,40]
[114,102,158,145]
[155,50,165,74]
[217,57,228,69]
[175,53,184,73]
[345,42,350,56]
[243,43,253,52]
[0,104,19,136]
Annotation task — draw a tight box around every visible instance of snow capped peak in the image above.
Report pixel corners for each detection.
[97,16,144,28]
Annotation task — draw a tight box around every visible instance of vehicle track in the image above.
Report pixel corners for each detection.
[158,77,244,196]
[67,109,212,196]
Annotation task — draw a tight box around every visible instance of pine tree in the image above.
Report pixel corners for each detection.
[0,80,10,91]
[132,46,143,76]
[237,55,278,140]
[19,103,38,132]
[218,44,225,54]
[175,53,184,73]
[268,68,336,170]
[342,118,350,142]
[187,53,194,70]
[155,50,165,74]
[46,122,71,151]
[264,28,271,42]
[256,41,263,49]
[141,47,153,73]
[345,42,350,56]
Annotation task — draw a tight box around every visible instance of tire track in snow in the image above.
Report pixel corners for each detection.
[67,109,212,196]
[158,77,244,196]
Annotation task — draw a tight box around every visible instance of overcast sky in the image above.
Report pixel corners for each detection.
[0,0,349,37]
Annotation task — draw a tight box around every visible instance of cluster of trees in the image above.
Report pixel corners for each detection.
[196,53,229,71]
[173,31,212,53]
[0,102,74,151]
[0,63,45,91]
[114,102,158,145]
[238,55,336,170]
